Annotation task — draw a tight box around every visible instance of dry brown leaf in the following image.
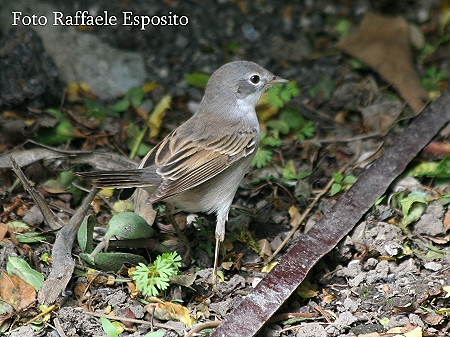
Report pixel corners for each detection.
[74,282,89,304]
[257,239,272,257]
[444,211,450,231]
[423,141,450,159]
[423,312,444,326]
[337,13,429,114]
[288,205,302,227]
[322,288,338,304]
[423,234,450,244]
[0,271,36,310]
[0,223,9,241]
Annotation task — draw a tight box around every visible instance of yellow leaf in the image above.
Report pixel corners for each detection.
[297,280,319,299]
[288,205,302,227]
[145,300,195,326]
[386,327,403,333]
[322,288,338,304]
[112,200,135,213]
[66,82,91,101]
[38,305,54,323]
[443,285,450,298]
[404,326,422,337]
[387,326,422,337]
[261,261,278,273]
[148,95,171,139]
[99,189,114,198]
[221,262,233,270]
[142,82,160,94]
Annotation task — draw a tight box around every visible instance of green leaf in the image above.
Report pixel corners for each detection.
[81,252,148,272]
[126,122,153,157]
[266,119,290,134]
[252,148,273,168]
[132,252,181,297]
[267,82,300,109]
[344,175,357,184]
[375,195,387,205]
[284,82,300,99]
[267,85,284,109]
[101,317,119,337]
[330,183,342,196]
[409,157,450,179]
[335,19,352,37]
[296,120,316,140]
[77,215,96,253]
[6,256,45,291]
[111,87,145,112]
[37,110,76,145]
[6,221,46,243]
[333,172,344,183]
[379,317,390,327]
[279,109,305,129]
[282,160,299,181]
[84,97,119,118]
[186,72,210,89]
[15,232,46,244]
[400,191,428,226]
[111,99,130,113]
[296,280,319,299]
[105,212,154,242]
[127,87,145,108]
[421,66,448,92]
[261,135,283,147]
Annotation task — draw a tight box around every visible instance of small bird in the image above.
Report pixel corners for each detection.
[78,61,288,280]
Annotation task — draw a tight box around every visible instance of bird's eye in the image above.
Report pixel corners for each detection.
[249,74,261,84]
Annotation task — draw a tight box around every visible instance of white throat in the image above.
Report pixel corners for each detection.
[236,91,262,111]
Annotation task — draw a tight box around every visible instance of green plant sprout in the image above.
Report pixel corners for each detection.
[330,172,357,196]
[253,108,315,169]
[268,81,300,109]
[421,66,448,93]
[131,252,182,297]
[111,87,145,112]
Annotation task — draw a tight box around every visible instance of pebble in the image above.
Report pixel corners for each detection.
[424,261,443,271]
[295,323,327,337]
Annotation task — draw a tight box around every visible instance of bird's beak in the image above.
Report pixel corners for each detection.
[267,76,290,86]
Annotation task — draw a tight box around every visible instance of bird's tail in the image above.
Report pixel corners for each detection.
[75,169,161,189]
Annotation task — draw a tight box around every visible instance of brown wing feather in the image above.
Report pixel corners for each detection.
[146,128,258,203]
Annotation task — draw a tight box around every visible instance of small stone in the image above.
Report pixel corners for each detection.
[295,323,327,337]
[343,298,360,312]
[424,262,442,271]
[326,312,358,335]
